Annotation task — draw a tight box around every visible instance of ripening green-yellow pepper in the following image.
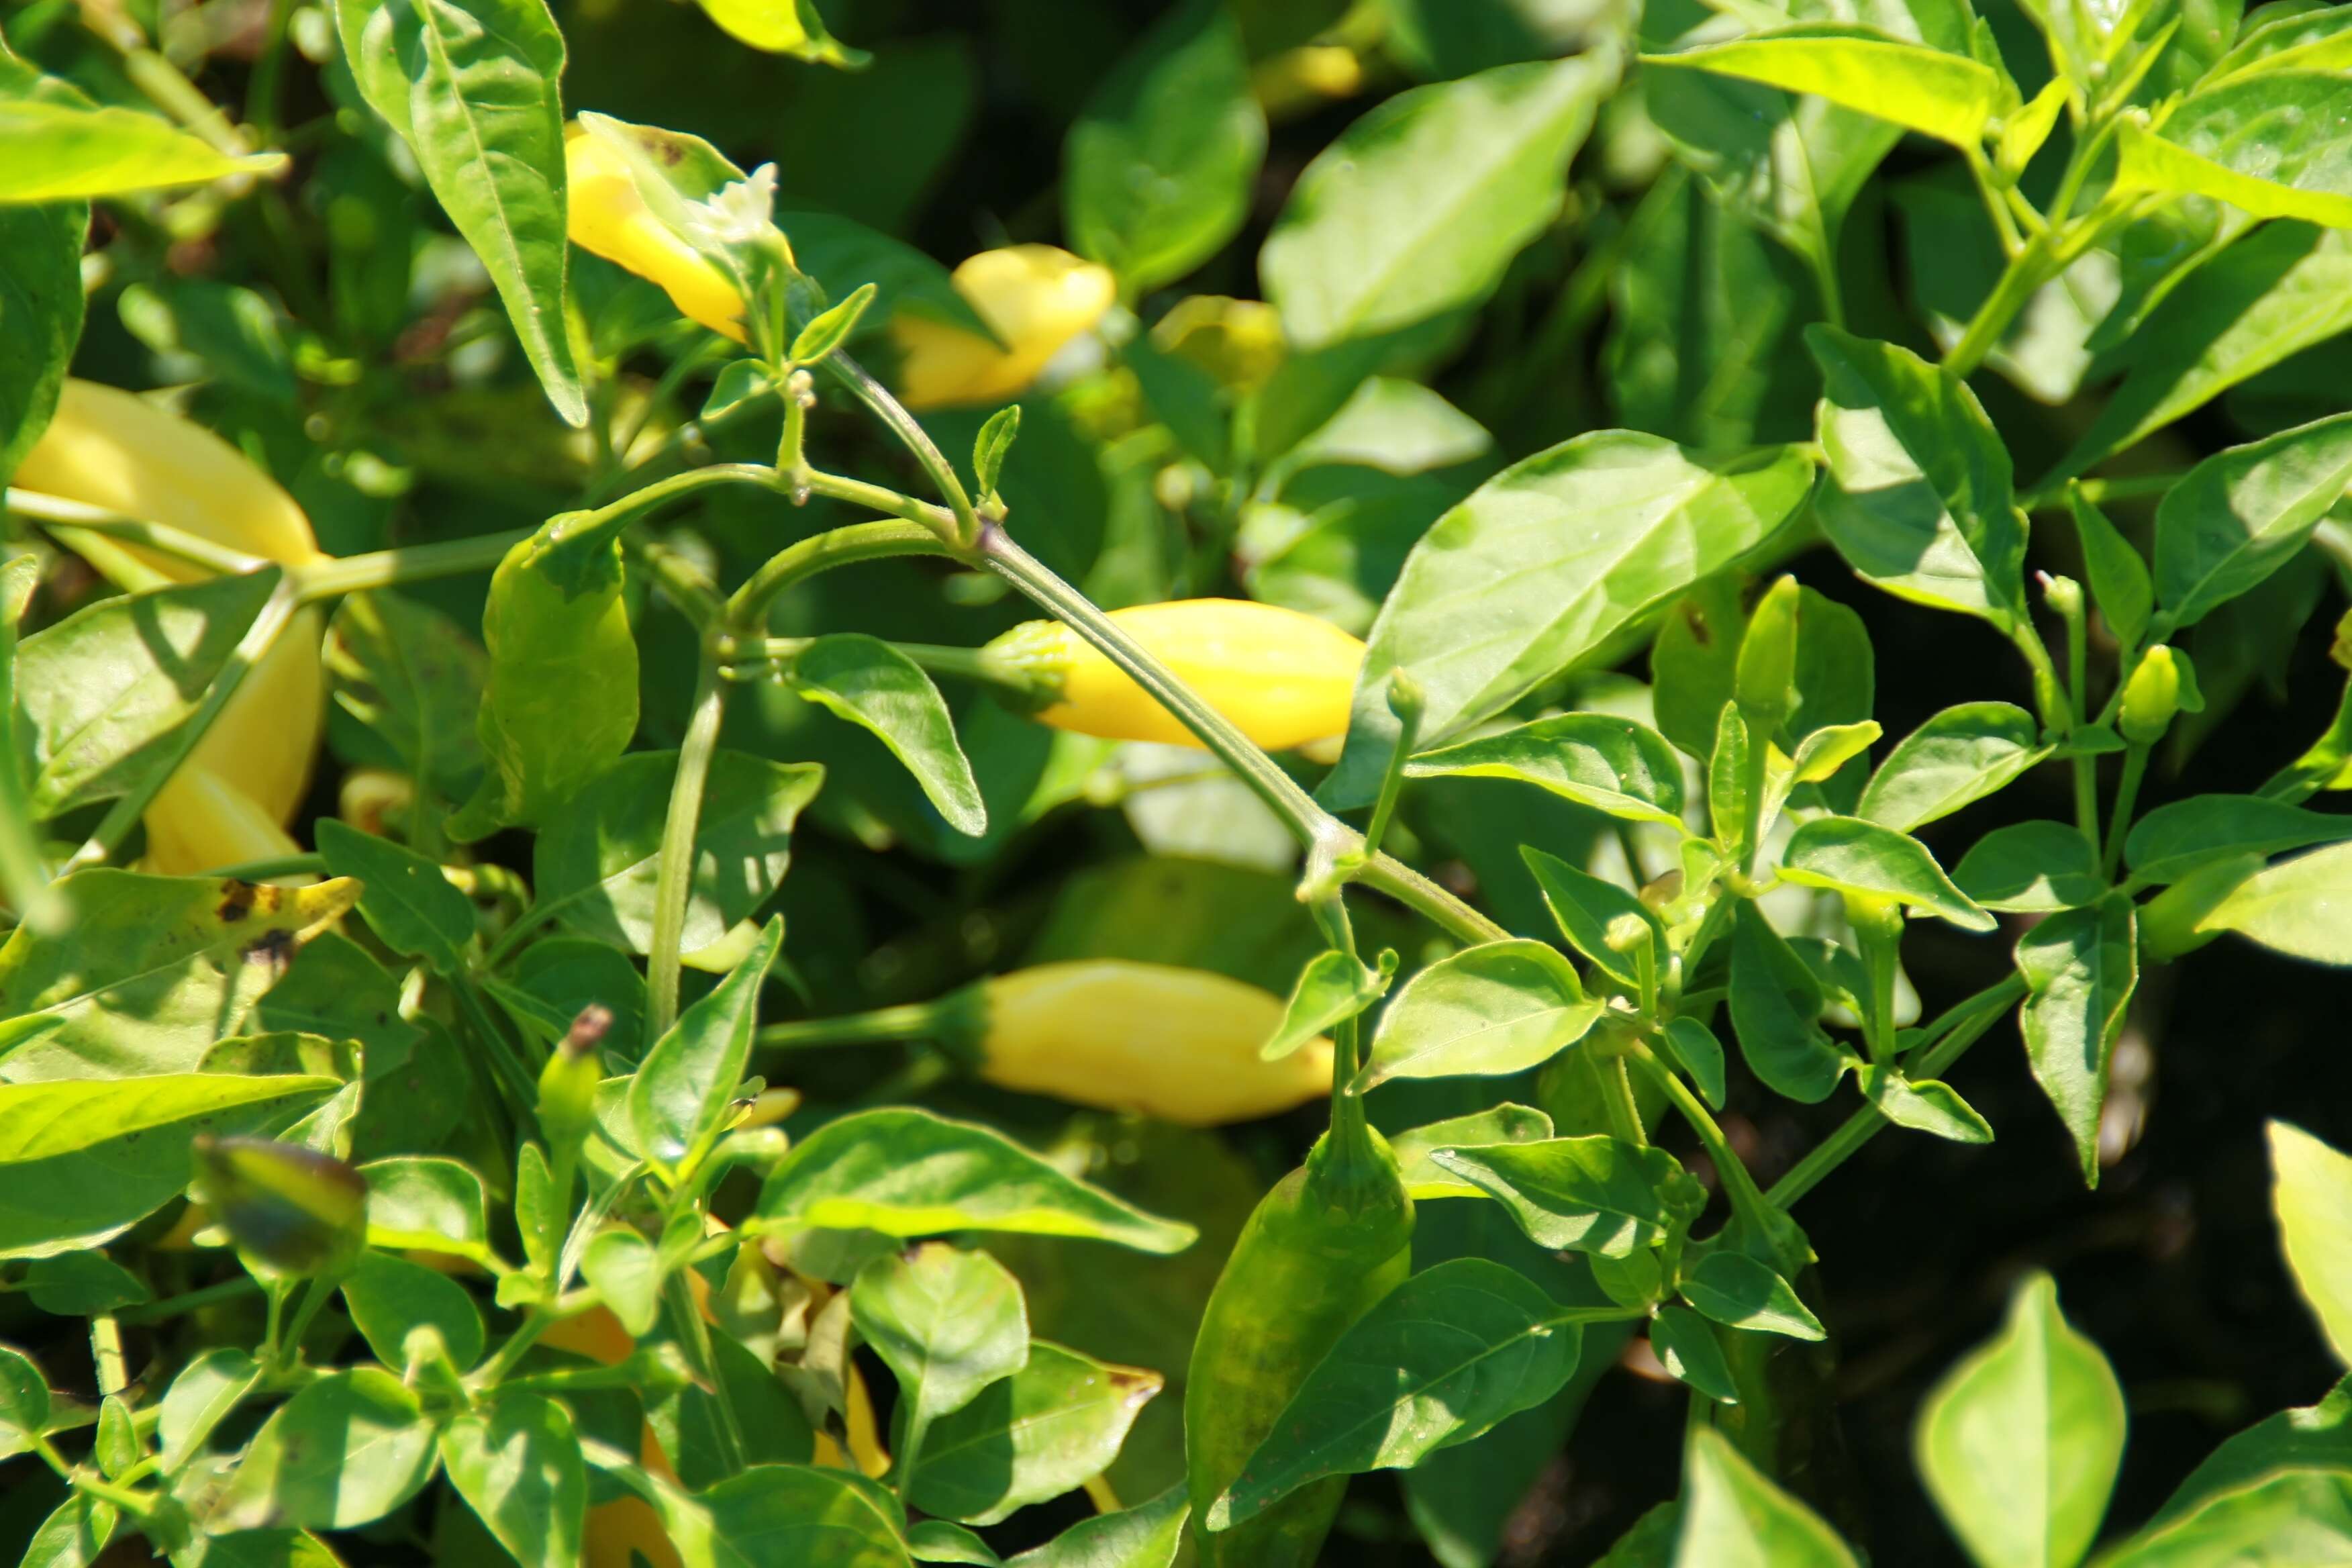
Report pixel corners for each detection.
[981,598,1365,753]
[13,379,326,873]
[758,959,1336,1126]
[565,125,752,344]
[891,244,1116,410]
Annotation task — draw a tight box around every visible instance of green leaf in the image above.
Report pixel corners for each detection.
[1728,905,1856,1104]
[1651,1306,1741,1407]
[2200,842,2352,965]
[1916,1271,2124,1568]
[1275,376,1493,479]
[1645,26,2004,150]
[0,61,83,489]
[2016,900,2138,1187]
[1810,326,2026,630]
[1652,576,1749,762]
[315,819,473,971]
[789,636,985,836]
[19,1491,117,1567]
[324,591,487,805]
[13,569,280,818]
[2110,79,2352,233]
[2100,1469,2352,1567]
[1064,0,1263,293]
[361,1155,496,1265]
[2069,490,2155,650]
[750,1107,1197,1255]
[701,360,773,422]
[2272,1121,2352,1367]
[1428,1136,1685,1257]
[851,1242,1029,1433]
[1673,1426,1858,1565]
[2126,795,2352,885]
[20,1251,149,1316]
[342,1248,487,1371]
[214,1367,441,1530]
[335,0,585,423]
[1209,1259,1586,1530]
[1262,56,1608,350]
[790,282,876,366]
[973,406,1020,498]
[1860,1063,1994,1144]
[158,1347,260,1471]
[441,1391,586,1568]
[910,1521,1000,1565]
[0,1072,336,1259]
[1389,1104,1555,1199]
[2055,225,2352,480]
[0,1341,50,1457]
[1360,939,1601,1089]
[1263,948,1393,1063]
[1953,820,2106,912]
[1857,703,2047,833]
[630,918,783,1176]
[581,1227,661,1335]
[2145,1377,2352,1532]
[1678,1253,1824,1341]
[907,1342,1162,1527]
[1406,714,1687,826]
[2153,413,2352,632]
[1661,1018,1728,1110]
[1780,816,1996,931]
[1521,846,1669,990]
[532,750,824,954]
[0,97,282,201]
[1327,434,1813,804]
[1006,1483,1188,1567]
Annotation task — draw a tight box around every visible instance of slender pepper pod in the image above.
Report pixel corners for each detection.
[757,959,1335,1126]
[1187,1108,1414,1565]
[14,380,326,872]
[565,125,750,344]
[891,244,1116,409]
[981,598,1365,753]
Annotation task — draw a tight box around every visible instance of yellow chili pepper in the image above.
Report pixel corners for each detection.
[981,598,1364,753]
[891,244,1116,410]
[758,959,1336,1126]
[565,125,750,344]
[13,379,326,873]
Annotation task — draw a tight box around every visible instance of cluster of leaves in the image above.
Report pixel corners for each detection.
[6,0,2352,1565]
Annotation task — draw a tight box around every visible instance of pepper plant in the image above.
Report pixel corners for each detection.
[5,0,2352,1565]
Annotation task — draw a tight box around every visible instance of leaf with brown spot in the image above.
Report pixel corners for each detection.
[0,870,360,1081]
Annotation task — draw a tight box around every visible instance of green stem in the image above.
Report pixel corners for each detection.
[2021,471,2184,513]
[662,1271,746,1474]
[647,662,727,1040]
[629,536,727,633]
[1945,237,2056,378]
[9,491,271,577]
[1628,1044,1771,1236]
[1964,149,2027,258]
[1765,975,2026,1207]
[454,975,542,1138]
[115,1275,261,1325]
[822,352,981,548]
[291,528,532,602]
[200,852,326,881]
[2065,597,2100,852]
[64,581,300,873]
[725,520,957,629]
[2104,744,2150,878]
[756,998,959,1050]
[472,1311,554,1389]
[1602,1055,1647,1148]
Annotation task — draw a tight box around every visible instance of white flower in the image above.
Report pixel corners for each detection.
[691,163,779,248]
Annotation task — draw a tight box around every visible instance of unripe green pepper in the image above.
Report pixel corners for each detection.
[449,510,639,840]
[1186,1100,1412,1566]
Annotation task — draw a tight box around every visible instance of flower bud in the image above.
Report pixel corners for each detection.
[191,1136,366,1278]
[538,1004,611,1159]
[2120,646,2197,746]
